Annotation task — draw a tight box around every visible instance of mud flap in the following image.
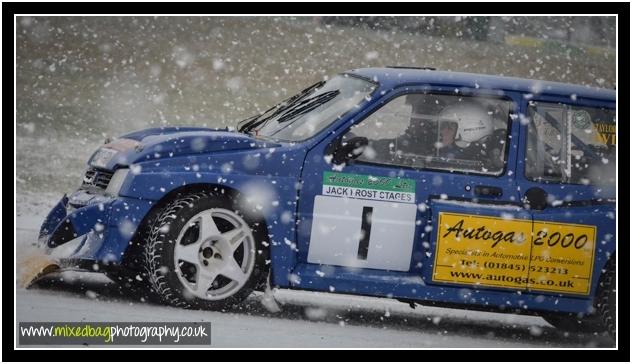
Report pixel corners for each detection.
[260,271,281,313]
[17,252,60,288]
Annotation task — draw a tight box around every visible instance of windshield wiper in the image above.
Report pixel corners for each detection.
[238,80,326,134]
[236,114,262,133]
[276,90,340,123]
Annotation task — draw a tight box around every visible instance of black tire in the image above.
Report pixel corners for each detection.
[596,258,616,340]
[143,191,269,310]
[541,312,605,334]
[542,258,615,338]
[106,203,171,302]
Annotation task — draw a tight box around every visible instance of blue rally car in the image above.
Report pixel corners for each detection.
[37,67,616,337]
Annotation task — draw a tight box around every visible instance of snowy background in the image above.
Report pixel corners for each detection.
[16,16,615,198]
[15,16,616,347]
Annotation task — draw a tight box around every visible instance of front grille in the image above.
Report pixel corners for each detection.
[82,167,114,190]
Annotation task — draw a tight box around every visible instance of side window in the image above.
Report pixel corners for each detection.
[525,102,616,186]
[344,93,512,175]
[348,96,411,142]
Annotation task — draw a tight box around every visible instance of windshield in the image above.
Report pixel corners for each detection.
[241,74,377,142]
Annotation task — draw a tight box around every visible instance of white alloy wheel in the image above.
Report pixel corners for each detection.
[173,208,256,301]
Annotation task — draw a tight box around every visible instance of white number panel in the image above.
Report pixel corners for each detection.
[307,195,417,271]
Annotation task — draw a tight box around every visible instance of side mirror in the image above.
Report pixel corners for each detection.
[331,136,369,165]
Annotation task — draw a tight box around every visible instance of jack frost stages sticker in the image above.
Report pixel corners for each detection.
[433,212,597,295]
[307,172,417,271]
[322,171,415,203]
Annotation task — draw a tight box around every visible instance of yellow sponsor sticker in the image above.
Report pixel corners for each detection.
[433,212,596,295]
[529,221,596,294]
[593,123,616,146]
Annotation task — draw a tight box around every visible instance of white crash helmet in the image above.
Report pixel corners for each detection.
[438,101,493,148]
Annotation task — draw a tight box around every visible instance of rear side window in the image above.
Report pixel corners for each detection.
[525,101,616,186]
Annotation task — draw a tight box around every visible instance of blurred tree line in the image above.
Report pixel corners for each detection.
[320,16,615,48]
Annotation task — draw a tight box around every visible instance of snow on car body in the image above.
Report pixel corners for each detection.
[37,67,616,336]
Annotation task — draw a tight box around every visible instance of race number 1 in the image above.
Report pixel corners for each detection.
[357,206,373,260]
[308,195,416,271]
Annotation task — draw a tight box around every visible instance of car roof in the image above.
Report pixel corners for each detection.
[347,67,616,102]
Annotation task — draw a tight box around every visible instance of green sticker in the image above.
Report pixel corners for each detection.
[323,171,415,193]
[572,110,591,129]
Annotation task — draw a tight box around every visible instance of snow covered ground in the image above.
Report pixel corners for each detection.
[15,199,614,348]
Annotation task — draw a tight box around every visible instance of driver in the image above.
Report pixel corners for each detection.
[436,100,494,160]
[437,120,461,159]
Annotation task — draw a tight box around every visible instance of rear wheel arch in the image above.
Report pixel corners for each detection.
[540,253,616,338]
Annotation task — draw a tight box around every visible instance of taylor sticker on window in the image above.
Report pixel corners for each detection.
[432,212,597,295]
[593,123,616,145]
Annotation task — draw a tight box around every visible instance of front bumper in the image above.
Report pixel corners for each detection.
[38,189,154,270]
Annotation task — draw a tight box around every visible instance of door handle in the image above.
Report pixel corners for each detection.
[474,185,503,197]
[524,187,548,210]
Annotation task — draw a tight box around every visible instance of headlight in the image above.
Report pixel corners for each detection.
[90,138,141,169]
[90,148,118,169]
[105,168,130,196]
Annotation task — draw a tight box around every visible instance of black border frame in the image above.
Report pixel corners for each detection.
[5,2,629,362]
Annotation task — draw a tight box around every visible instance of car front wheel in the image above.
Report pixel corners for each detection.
[144,191,268,310]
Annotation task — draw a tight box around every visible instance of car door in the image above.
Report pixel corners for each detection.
[294,87,524,295]
[516,97,616,298]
